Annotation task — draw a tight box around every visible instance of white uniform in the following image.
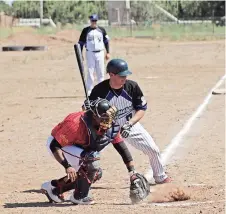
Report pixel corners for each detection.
[89,79,168,183]
[79,26,110,95]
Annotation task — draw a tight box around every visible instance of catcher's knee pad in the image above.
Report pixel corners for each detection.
[74,151,101,199]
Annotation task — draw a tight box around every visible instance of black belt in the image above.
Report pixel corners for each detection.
[87,49,102,53]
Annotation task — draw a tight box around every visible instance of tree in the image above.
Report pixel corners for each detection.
[11,0,107,24]
[0,0,12,15]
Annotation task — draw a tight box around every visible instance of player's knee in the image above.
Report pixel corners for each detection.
[81,151,101,182]
[143,144,160,156]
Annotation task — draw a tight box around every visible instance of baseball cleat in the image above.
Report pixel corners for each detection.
[41,181,64,203]
[70,194,95,205]
[155,177,172,184]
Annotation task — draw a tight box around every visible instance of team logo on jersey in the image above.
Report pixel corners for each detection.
[87,34,94,41]
[115,106,134,119]
[141,96,147,106]
[96,35,102,42]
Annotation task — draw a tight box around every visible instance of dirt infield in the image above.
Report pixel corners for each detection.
[0,30,225,214]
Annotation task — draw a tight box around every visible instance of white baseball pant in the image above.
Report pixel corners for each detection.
[124,123,167,183]
[86,50,105,95]
[46,136,83,171]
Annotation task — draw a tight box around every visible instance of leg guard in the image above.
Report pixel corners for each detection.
[93,167,102,183]
[73,151,100,199]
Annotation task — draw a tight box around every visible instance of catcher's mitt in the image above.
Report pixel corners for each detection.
[129,172,150,204]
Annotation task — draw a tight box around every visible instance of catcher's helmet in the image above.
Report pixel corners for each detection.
[90,98,118,130]
[106,59,132,76]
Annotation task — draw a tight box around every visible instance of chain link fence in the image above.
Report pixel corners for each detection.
[0,1,225,40]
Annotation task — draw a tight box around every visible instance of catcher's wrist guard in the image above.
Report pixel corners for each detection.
[61,159,72,169]
[129,172,150,204]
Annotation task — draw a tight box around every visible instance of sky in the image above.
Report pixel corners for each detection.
[3,0,14,6]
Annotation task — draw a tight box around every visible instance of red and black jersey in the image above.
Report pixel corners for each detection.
[51,111,122,152]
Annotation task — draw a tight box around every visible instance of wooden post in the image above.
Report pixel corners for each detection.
[212,9,215,34]
[40,0,43,26]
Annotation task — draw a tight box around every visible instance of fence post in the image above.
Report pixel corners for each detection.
[212,9,215,34]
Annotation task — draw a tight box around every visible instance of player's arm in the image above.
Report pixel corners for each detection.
[49,139,77,181]
[121,83,147,138]
[49,139,69,167]
[78,27,87,52]
[112,133,135,173]
[129,83,147,126]
[128,110,145,126]
[99,27,110,54]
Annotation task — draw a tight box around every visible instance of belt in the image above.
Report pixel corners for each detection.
[87,49,102,53]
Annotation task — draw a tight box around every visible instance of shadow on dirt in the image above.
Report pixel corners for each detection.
[4,202,71,208]
[22,189,42,193]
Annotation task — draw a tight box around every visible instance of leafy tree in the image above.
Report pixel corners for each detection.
[0,0,12,15]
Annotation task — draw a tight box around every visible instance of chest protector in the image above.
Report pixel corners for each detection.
[82,115,120,152]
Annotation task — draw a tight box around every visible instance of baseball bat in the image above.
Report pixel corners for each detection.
[74,44,89,99]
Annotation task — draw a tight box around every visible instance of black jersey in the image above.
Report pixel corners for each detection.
[89,80,147,126]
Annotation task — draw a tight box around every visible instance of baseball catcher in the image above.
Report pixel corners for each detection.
[41,98,149,205]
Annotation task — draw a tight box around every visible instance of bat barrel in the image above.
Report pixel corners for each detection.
[74,44,89,99]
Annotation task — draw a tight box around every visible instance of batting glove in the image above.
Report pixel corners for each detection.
[120,121,133,138]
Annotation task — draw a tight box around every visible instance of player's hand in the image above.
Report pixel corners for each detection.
[66,167,77,182]
[120,121,133,138]
[105,53,110,61]
[129,170,137,177]
[83,99,91,111]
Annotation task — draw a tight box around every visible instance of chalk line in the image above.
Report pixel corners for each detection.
[161,74,226,166]
[151,200,225,207]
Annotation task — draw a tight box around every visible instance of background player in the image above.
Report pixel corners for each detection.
[78,14,110,95]
[41,98,146,205]
[84,59,171,184]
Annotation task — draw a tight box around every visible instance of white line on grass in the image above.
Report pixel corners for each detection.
[161,74,226,166]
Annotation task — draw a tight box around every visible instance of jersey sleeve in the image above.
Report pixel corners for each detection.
[112,131,123,144]
[100,27,110,44]
[99,27,110,53]
[78,28,88,50]
[133,84,147,111]
[88,81,109,101]
[88,85,99,101]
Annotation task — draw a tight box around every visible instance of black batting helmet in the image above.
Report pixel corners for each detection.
[106,59,132,76]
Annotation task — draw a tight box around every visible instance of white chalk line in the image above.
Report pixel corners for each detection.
[161,74,226,166]
[151,200,225,207]
[149,75,226,207]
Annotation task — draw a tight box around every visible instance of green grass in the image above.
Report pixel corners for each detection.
[0,27,13,39]
[1,23,224,41]
[103,23,225,40]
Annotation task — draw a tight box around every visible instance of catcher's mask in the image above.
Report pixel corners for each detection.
[90,98,118,130]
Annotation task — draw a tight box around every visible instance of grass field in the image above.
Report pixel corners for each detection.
[77,23,225,40]
[1,23,224,41]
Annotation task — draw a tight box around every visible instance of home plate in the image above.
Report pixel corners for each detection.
[212,88,226,95]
